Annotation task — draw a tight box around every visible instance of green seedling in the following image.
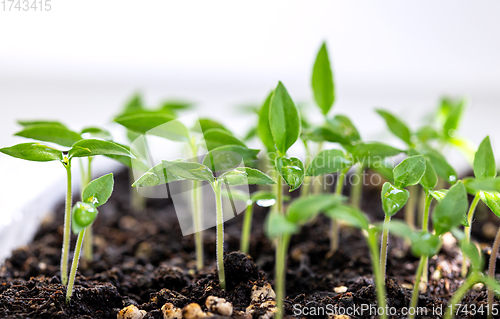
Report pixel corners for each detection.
[265,194,342,319]
[380,155,426,281]
[443,231,500,319]
[66,173,114,303]
[388,181,468,319]
[325,204,388,319]
[306,141,402,253]
[0,140,131,285]
[134,156,275,289]
[460,136,498,277]
[114,110,256,271]
[222,190,281,254]
[376,109,459,230]
[14,120,128,261]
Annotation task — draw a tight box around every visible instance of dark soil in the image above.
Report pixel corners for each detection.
[1,169,499,318]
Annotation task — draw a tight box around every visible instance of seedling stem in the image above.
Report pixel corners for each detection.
[488,226,500,319]
[380,214,391,280]
[462,193,480,277]
[240,204,253,253]
[405,185,417,229]
[66,230,85,303]
[214,180,226,289]
[351,164,363,208]
[421,192,432,284]
[408,255,428,319]
[61,162,72,285]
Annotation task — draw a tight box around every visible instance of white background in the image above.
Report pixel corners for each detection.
[1,1,500,255]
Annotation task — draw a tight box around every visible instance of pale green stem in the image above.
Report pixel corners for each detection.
[350,164,363,208]
[409,255,428,319]
[66,229,85,303]
[83,157,93,261]
[277,177,283,214]
[416,188,426,228]
[405,185,417,230]
[190,141,203,270]
[240,204,253,254]
[444,273,480,319]
[130,168,145,211]
[301,140,311,197]
[214,181,226,289]
[61,162,72,285]
[462,194,481,277]
[367,231,388,319]
[380,215,391,282]
[312,142,324,194]
[330,168,347,253]
[275,234,291,319]
[421,191,432,284]
[488,227,500,319]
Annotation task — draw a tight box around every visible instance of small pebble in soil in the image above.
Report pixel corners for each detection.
[473,283,485,291]
[246,300,277,319]
[117,305,147,319]
[329,315,351,319]
[401,283,413,290]
[205,296,233,316]
[161,303,182,319]
[333,286,348,294]
[182,303,208,319]
[431,269,442,280]
[250,283,276,304]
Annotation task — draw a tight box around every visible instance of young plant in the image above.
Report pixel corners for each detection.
[222,189,279,254]
[66,173,114,303]
[265,194,342,319]
[134,156,275,289]
[0,139,131,285]
[114,112,257,271]
[379,155,426,281]
[406,181,468,319]
[14,121,128,261]
[325,204,388,319]
[443,233,500,319]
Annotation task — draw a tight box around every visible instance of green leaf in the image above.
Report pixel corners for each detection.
[311,42,334,115]
[415,125,439,143]
[162,160,214,184]
[15,124,82,147]
[132,162,184,187]
[265,211,299,239]
[464,177,500,194]
[160,100,194,112]
[276,156,305,191]
[410,232,442,257]
[352,142,402,166]
[81,127,112,140]
[114,113,189,141]
[82,173,114,207]
[257,91,276,151]
[432,181,468,235]
[461,241,483,272]
[381,182,410,217]
[220,167,276,186]
[122,93,144,115]
[393,155,426,188]
[0,143,62,162]
[368,159,394,183]
[18,120,67,128]
[287,194,342,225]
[473,136,496,180]
[420,158,438,191]
[306,149,352,176]
[422,148,458,184]
[305,115,361,149]
[324,204,369,231]
[479,191,500,218]
[429,189,447,202]
[482,276,500,298]
[376,109,412,145]
[243,126,257,142]
[443,98,465,140]
[203,128,245,151]
[72,202,98,234]
[69,139,133,159]
[269,82,300,155]
[202,145,260,172]
[198,118,231,134]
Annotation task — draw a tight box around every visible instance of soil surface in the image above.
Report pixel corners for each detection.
[1,169,499,318]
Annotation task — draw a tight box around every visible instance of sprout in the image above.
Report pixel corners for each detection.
[265,195,342,319]
[133,154,275,290]
[66,173,114,303]
[0,138,132,285]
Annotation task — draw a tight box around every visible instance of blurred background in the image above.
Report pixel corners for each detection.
[1,0,500,257]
